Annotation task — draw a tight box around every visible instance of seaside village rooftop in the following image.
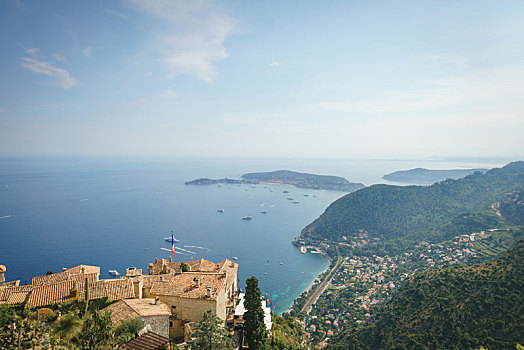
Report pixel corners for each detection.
[0,257,272,345]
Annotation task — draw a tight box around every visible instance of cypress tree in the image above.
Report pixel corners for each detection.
[84,277,89,317]
[188,310,233,350]
[244,276,269,350]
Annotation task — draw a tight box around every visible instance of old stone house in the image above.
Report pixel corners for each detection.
[102,298,171,338]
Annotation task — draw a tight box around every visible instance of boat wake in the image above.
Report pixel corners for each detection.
[175,247,197,254]
[184,245,211,251]
[0,215,11,219]
[160,247,190,256]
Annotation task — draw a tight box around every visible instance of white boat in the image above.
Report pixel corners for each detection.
[242,216,252,220]
[108,269,119,276]
[260,211,267,214]
[217,209,225,212]
[232,256,238,260]
[165,237,180,242]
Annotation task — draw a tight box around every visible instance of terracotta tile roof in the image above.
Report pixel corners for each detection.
[123,298,170,317]
[32,268,99,286]
[26,278,135,307]
[102,300,140,327]
[217,259,238,291]
[7,290,31,304]
[0,285,33,304]
[97,279,135,301]
[141,275,163,289]
[190,259,219,272]
[123,331,170,350]
[148,258,221,275]
[27,280,75,307]
[149,272,226,300]
[66,265,100,275]
[102,298,170,327]
[77,279,136,301]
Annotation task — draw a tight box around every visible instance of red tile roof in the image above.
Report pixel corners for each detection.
[26,278,135,307]
[0,285,33,303]
[123,331,170,350]
[32,265,99,286]
[102,299,170,327]
[149,272,226,300]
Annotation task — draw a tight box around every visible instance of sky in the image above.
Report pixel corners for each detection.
[0,0,523,159]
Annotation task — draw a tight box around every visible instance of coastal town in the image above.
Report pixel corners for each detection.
[291,228,516,348]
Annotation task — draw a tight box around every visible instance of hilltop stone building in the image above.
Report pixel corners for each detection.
[124,257,239,341]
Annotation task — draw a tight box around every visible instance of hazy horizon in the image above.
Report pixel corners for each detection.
[1,1,523,159]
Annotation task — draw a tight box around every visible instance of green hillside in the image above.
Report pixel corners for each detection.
[301,161,524,248]
[328,240,524,350]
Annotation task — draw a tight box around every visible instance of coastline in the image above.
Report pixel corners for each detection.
[282,247,331,314]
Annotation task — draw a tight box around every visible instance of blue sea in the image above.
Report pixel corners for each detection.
[0,156,506,313]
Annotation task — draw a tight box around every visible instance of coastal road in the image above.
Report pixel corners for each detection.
[300,254,343,315]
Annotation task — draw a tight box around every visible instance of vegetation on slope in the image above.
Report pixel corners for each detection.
[328,240,524,350]
[271,315,309,350]
[242,170,365,191]
[302,161,524,249]
[383,167,487,184]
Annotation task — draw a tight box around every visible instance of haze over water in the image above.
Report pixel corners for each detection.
[0,156,507,313]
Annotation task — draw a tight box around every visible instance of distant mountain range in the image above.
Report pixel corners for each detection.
[185,170,365,192]
[383,167,488,184]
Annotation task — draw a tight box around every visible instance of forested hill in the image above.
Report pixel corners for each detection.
[241,170,365,191]
[328,240,524,349]
[301,161,524,246]
[383,167,487,184]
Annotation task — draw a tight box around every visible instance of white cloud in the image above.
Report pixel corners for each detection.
[20,57,78,89]
[52,53,67,62]
[127,0,235,82]
[269,60,281,67]
[81,47,95,57]
[23,47,39,56]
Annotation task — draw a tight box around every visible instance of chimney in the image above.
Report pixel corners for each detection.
[62,267,67,272]
[0,265,6,285]
[81,267,85,274]
[148,263,153,275]
[194,277,200,288]
[154,258,158,263]
[169,256,172,263]
[132,279,143,299]
[190,257,193,263]
[155,297,160,305]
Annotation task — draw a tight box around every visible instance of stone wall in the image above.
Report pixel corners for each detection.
[143,315,169,339]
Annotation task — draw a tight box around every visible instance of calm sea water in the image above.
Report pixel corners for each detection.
[0,156,506,313]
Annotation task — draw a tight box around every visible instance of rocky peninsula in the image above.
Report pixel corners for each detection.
[185,170,365,192]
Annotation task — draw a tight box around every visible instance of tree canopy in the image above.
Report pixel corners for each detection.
[244,276,270,350]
